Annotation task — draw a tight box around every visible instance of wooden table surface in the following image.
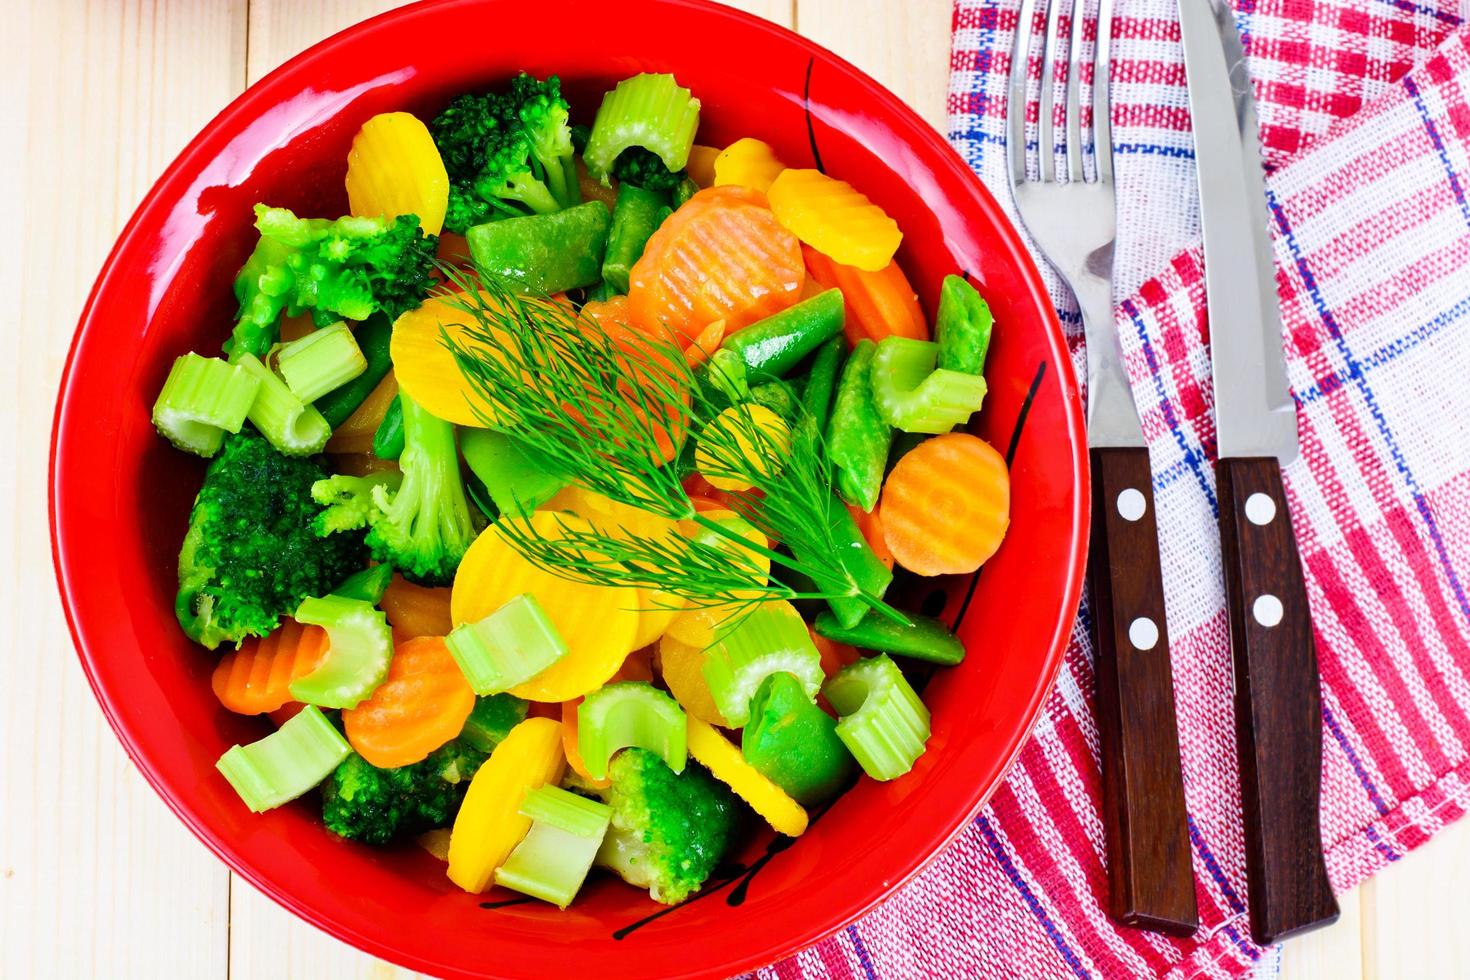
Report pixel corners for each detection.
[5,1,1467,977]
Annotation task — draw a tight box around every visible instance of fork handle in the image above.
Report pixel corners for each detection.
[1088,446,1199,936]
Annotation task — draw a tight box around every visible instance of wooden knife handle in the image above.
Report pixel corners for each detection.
[1088,447,1199,936]
[1217,456,1339,945]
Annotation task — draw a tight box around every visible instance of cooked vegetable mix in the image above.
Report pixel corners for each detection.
[154,71,1013,910]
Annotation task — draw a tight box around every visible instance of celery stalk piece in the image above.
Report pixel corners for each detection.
[701,603,824,727]
[215,704,351,812]
[583,73,702,181]
[288,594,394,709]
[330,564,394,604]
[276,321,368,403]
[494,785,612,908]
[151,353,261,456]
[872,337,988,434]
[445,594,568,695]
[232,353,331,456]
[822,654,931,781]
[577,682,687,780]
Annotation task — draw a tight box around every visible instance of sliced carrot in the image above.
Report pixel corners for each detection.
[810,628,862,679]
[211,620,330,716]
[848,503,896,571]
[381,574,453,638]
[803,245,927,345]
[768,169,901,271]
[436,232,472,266]
[267,701,308,728]
[682,318,728,369]
[614,646,656,684]
[391,291,524,428]
[327,453,401,477]
[278,313,317,344]
[342,635,476,768]
[879,432,1010,576]
[561,699,612,789]
[628,185,805,342]
[686,144,722,188]
[325,370,398,454]
[577,158,619,213]
[575,296,689,464]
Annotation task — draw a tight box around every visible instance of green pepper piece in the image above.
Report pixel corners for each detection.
[459,428,567,518]
[741,673,855,806]
[825,339,893,511]
[935,274,994,376]
[800,335,847,434]
[721,288,845,379]
[371,394,405,460]
[466,201,611,295]
[313,311,393,428]
[601,183,669,295]
[813,609,965,665]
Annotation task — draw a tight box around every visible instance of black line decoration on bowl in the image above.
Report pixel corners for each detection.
[948,358,1048,634]
[480,352,1048,933]
[803,57,826,173]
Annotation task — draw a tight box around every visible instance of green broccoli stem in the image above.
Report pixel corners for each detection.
[481,172,561,216]
[367,392,476,584]
[540,153,581,210]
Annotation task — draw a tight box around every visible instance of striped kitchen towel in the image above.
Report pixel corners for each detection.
[763,0,1470,977]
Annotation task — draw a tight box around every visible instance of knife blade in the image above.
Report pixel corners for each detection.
[1178,0,1340,945]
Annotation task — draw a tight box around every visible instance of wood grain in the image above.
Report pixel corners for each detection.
[1088,447,1197,935]
[1218,457,1339,945]
[1,1,246,978]
[9,0,1469,977]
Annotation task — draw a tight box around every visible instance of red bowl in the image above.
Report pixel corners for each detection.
[49,1,1087,976]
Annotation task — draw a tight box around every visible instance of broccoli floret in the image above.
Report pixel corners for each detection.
[310,472,402,537]
[176,432,367,649]
[593,748,742,905]
[313,394,474,585]
[321,741,487,845]
[228,205,438,359]
[611,146,686,193]
[430,74,580,234]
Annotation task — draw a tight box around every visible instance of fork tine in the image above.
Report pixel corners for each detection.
[1093,0,1115,184]
[1007,0,1039,186]
[1039,0,1062,182]
[1065,0,1086,182]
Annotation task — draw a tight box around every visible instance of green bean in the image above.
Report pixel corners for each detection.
[721,288,845,378]
[465,201,611,295]
[825,339,893,512]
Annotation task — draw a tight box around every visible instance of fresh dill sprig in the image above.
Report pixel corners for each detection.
[435,264,906,622]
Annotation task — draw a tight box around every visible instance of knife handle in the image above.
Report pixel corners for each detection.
[1088,447,1199,936]
[1217,456,1339,945]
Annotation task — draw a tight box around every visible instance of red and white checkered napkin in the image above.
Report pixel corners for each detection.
[762,1,1470,977]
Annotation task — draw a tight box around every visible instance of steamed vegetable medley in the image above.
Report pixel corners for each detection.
[155,71,1012,910]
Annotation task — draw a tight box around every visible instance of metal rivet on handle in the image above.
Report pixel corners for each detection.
[1128,616,1159,650]
[1253,594,1284,628]
[1117,488,1146,522]
[1245,492,1277,526]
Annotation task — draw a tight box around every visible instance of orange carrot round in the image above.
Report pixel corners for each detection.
[578,295,690,464]
[342,636,475,768]
[628,185,805,342]
[803,245,927,345]
[211,620,329,715]
[381,574,453,639]
[879,432,1010,576]
[848,503,896,571]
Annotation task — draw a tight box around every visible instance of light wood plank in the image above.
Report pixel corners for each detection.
[1278,883,1364,979]
[1360,816,1470,979]
[0,1,246,978]
[796,0,954,134]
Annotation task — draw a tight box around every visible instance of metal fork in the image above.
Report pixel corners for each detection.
[1007,0,1200,936]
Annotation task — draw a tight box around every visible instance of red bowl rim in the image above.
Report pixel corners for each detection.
[49,0,1089,974]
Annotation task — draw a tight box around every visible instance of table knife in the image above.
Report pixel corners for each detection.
[1178,0,1341,945]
